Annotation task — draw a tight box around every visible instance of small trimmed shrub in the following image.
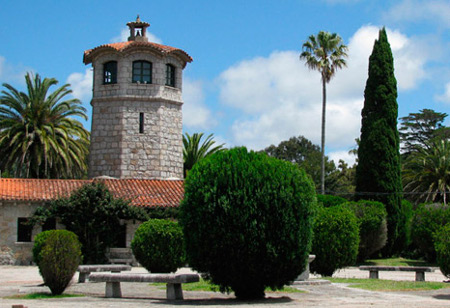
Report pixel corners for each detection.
[434,224,450,278]
[411,203,450,262]
[345,200,387,261]
[32,230,53,266]
[317,194,347,207]
[131,219,185,273]
[311,205,359,276]
[180,147,316,300]
[38,230,82,295]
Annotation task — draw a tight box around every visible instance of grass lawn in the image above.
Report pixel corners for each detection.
[325,277,450,291]
[5,293,84,299]
[359,257,435,267]
[151,278,304,293]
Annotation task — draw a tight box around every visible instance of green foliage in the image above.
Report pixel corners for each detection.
[399,109,450,155]
[32,182,149,264]
[355,28,402,256]
[131,219,185,273]
[411,203,450,262]
[0,72,90,179]
[300,31,348,194]
[434,224,450,278]
[345,200,387,261]
[325,277,450,291]
[32,231,53,266]
[317,194,347,207]
[264,135,354,194]
[180,147,316,300]
[395,199,414,253]
[403,139,450,206]
[311,205,360,276]
[144,206,179,219]
[183,132,224,177]
[38,230,82,295]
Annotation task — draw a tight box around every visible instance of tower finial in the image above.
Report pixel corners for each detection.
[136,14,141,22]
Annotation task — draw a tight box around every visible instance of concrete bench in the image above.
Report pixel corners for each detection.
[359,266,435,281]
[77,264,132,283]
[88,272,200,300]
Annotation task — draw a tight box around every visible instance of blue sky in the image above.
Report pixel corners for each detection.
[1,0,449,164]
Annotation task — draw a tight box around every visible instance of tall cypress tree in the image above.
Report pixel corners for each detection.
[355,28,402,256]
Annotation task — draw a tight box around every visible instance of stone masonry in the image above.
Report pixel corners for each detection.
[85,17,191,179]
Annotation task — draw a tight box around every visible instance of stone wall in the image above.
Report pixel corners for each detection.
[88,51,184,179]
[0,201,41,265]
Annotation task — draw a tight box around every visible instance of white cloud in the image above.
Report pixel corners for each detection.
[182,78,216,130]
[110,28,163,44]
[218,25,430,153]
[385,0,450,28]
[0,55,32,85]
[66,69,93,101]
[328,150,357,166]
[436,82,450,104]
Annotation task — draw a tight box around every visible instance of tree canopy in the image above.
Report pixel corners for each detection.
[183,132,224,177]
[300,31,348,194]
[0,73,90,178]
[355,28,403,256]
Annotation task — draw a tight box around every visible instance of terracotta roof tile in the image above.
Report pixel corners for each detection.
[0,178,184,208]
[83,41,193,65]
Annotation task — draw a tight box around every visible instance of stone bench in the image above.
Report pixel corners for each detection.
[77,264,132,283]
[359,266,435,281]
[88,272,200,300]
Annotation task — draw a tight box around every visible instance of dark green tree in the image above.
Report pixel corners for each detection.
[264,136,334,189]
[32,182,148,264]
[355,28,403,256]
[300,31,348,194]
[399,109,450,155]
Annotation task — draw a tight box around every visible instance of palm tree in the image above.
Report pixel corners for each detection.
[0,73,90,178]
[403,139,450,206]
[300,31,348,194]
[183,132,224,177]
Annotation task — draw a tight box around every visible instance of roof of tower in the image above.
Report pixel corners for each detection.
[83,41,192,66]
[0,178,184,208]
[83,16,192,67]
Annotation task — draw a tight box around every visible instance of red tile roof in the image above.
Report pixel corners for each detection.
[83,41,193,66]
[0,178,184,208]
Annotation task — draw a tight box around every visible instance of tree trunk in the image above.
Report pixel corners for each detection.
[321,77,326,194]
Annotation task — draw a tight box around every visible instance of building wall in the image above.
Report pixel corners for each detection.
[0,201,141,265]
[0,201,42,265]
[88,51,184,179]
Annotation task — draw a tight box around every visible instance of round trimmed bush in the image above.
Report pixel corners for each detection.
[345,200,387,261]
[38,230,82,295]
[434,224,450,278]
[131,219,185,273]
[311,205,359,276]
[32,230,53,266]
[317,194,347,207]
[180,147,316,300]
[411,203,450,262]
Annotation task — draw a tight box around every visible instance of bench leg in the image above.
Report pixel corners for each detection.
[105,282,122,298]
[415,271,425,281]
[369,270,379,279]
[78,272,88,283]
[166,283,183,300]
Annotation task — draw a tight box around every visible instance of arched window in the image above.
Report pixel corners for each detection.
[165,64,176,87]
[132,60,152,84]
[103,61,117,84]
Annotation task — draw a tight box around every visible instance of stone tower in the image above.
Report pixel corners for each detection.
[83,16,192,179]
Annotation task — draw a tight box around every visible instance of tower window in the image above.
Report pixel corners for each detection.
[103,61,117,84]
[165,64,176,87]
[139,112,144,133]
[17,218,32,242]
[132,61,152,84]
